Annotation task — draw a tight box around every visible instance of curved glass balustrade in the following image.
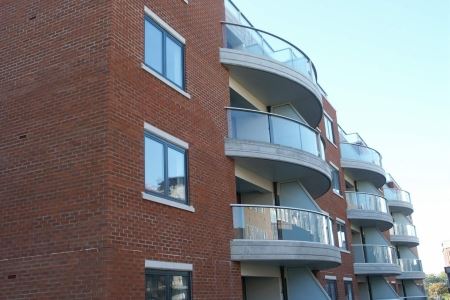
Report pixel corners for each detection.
[232,204,334,245]
[391,223,417,237]
[383,188,412,203]
[222,22,317,83]
[227,108,325,159]
[340,143,382,167]
[399,258,423,272]
[346,192,388,213]
[352,244,398,264]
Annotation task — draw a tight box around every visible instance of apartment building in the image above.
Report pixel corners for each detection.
[0,0,425,299]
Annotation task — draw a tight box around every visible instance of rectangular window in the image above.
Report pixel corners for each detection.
[145,269,191,300]
[344,280,354,300]
[144,17,185,89]
[337,221,348,250]
[324,115,335,143]
[145,134,187,203]
[330,166,341,194]
[325,279,338,300]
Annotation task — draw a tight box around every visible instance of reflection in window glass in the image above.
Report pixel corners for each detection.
[165,37,183,88]
[145,270,191,300]
[337,222,348,250]
[331,167,340,194]
[325,279,338,300]
[345,281,354,300]
[168,148,186,200]
[324,116,335,143]
[145,137,165,194]
[144,17,185,89]
[144,134,188,204]
[171,275,189,300]
[146,274,166,300]
[145,20,163,74]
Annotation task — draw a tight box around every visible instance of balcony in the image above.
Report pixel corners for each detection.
[390,224,420,246]
[398,258,426,280]
[225,108,331,198]
[384,188,414,216]
[352,244,402,276]
[345,192,393,231]
[231,204,341,269]
[220,22,323,127]
[340,143,386,188]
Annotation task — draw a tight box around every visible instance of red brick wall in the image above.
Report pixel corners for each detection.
[0,0,112,298]
[0,0,241,299]
[315,97,359,300]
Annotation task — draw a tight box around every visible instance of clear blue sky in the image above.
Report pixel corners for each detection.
[232,0,450,274]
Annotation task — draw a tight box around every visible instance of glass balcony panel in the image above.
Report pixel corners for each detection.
[345,192,388,213]
[391,224,417,237]
[399,259,423,272]
[352,245,398,264]
[223,23,317,82]
[232,205,333,245]
[228,109,270,143]
[227,108,323,159]
[299,124,319,156]
[383,188,412,203]
[340,143,382,166]
[271,115,302,150]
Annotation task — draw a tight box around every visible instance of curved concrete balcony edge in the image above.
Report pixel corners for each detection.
[390,235,420,247]
[230,240,342,270]
[388,200,414,216]
[225,138,331,198]
[346,209,394,231]
[220,48,323,127]
[397,271,426,280]
[353,262,402,276]
[340,158,386,188]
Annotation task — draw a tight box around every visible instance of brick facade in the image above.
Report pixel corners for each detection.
[0,0,241,299]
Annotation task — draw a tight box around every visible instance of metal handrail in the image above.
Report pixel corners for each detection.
[221,21,318,81]
[231,203,330,218]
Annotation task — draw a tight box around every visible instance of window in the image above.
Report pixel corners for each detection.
[145,134,187,203]
[144,17,185,89]
[325,279,338,300]
[324,115,335,143]
[330,165,341,194]
[344,280,354,300]
[337,221,348,250]
[145,269,191,300]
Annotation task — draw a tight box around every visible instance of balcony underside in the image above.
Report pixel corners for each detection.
[390,235,420,247]
[398,271,426,280]
[220,48,323,127]
[353,263,402,276]
[225,138,331,198]
[388,200,414,216]
[340,159,386,188]
[231,240,341,270]
[346,209,394,231]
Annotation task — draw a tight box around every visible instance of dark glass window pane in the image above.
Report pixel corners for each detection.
[170,275,190,300]
[345,281,354,300]
[326,280,338,300]
[145,20,163,73]
[331,169,340,193]
[167,147,186,201]
[146,275,167,300]
[145,137,165,194]
[165,37,183,87]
